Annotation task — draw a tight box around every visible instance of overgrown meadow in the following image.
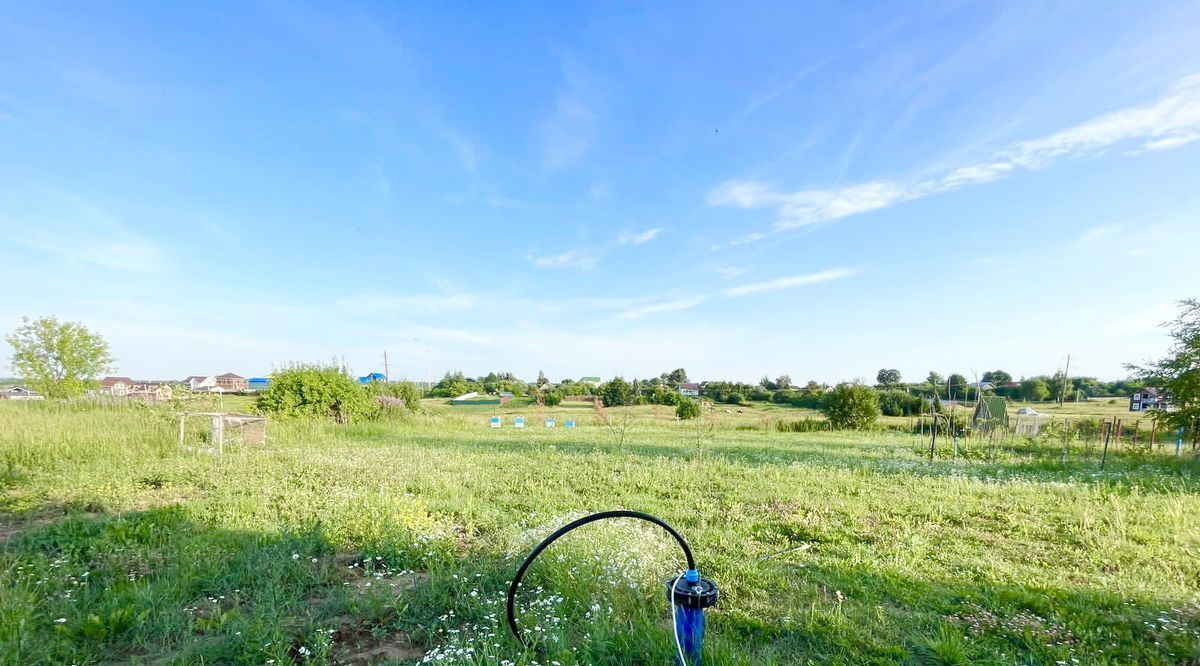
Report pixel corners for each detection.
[1,400,1198,664]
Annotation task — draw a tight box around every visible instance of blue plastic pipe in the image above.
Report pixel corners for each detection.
[675,569,705,665]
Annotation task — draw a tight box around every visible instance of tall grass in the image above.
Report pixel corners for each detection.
[2,400,1199,664]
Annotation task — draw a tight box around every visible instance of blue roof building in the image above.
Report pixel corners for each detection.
[359,372,387,385]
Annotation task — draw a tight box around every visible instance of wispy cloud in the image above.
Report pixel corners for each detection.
[728,232,767,246]
[4,190,166,273]
[619,296,707,319]
[722,268,856,298]
[440,126,479,174]
[1132,132,1200,153]
[731,60,827,123]
[715,266,746,278]
[1081,225,1122,242]
[530,249,598,270]
[617,228,661,245]
[337,292,478,313]
[539,55,598,170]
[710,74,1200,231]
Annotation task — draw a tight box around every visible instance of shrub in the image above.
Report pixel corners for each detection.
[775,417,828,433]
[676,398,701,420]
[256,364,379,422]
[878,389,921,416]
[430,371,482,398]
[748,387,772,402]
[542,390,563,407]
[822,383,881,430]
[366,380,422,412]
[599,378,632,407]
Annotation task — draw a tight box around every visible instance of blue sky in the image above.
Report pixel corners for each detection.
[3,1,1200,384]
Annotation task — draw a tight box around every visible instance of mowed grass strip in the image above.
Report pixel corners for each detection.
[1,401,1198,664]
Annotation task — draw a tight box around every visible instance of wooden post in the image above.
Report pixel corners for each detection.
[930,415,937,462]
[1061,420,1070,466]
[1151,420,1158,450]
[178,414,186,449]
[1100,419,1112,470]
[212,414,224,455]
[1133,421,1140,448]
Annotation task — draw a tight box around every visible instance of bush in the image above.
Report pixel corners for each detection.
[542,390,563,406]
[878,389,921,417]
[771,390,796,404]
[789,393,823,409]
[822,384,881,430]
[366,380,422,412]
[430,371,483,398]
[599,378,632,407]
[256,364,379,422]
[748,387,772,402]
[676,398,701,420]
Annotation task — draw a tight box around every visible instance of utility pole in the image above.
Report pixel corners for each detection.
[383,351,390,382]
[1060,354,1071,406]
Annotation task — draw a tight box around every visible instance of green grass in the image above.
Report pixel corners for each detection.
[2,400,1198,664]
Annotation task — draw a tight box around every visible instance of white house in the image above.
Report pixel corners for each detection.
[183,375,218,392]
[99,376,134,397]
[678,382,701,397]
[2,386,44,401]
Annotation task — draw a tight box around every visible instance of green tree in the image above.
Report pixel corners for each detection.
[982,370,1012,385]
[599,377,633,407]
[666,368,688,386]
[948,373,968,399]
[1021,377,1051,402]
[257,363,379,422]
[926,371,944,389]
[823,383,881,430]
[536,370,548,388]
[759,375,776,390]
[676,398,701,420]
[430,371,481,398]
[876,368,902,388]
[1051,370,1072,404]
[775,375,792,390]
[1127,299,1200,443]
[878,389,920,416]
[5,316,113,398]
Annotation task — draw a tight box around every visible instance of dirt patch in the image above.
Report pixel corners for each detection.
[331,626,426,665]
[0,509,79,544]
[336,553,431,599]
[320,554,433,663]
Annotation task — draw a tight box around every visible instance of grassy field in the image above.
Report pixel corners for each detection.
[2,400,1198,665]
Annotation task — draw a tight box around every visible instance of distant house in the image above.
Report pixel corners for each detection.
[247,377,271,391]
[579,376,602,388]
[969,381,996,391]
[1130,388,1173,412]
[678,382,701,397]
[499,391,514,404]
[128,382,173,402]
[216,373,247,392]
[2,386,43,401]
[183,376,218,392]
[358,372,387,385]
[99,376,135,397]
